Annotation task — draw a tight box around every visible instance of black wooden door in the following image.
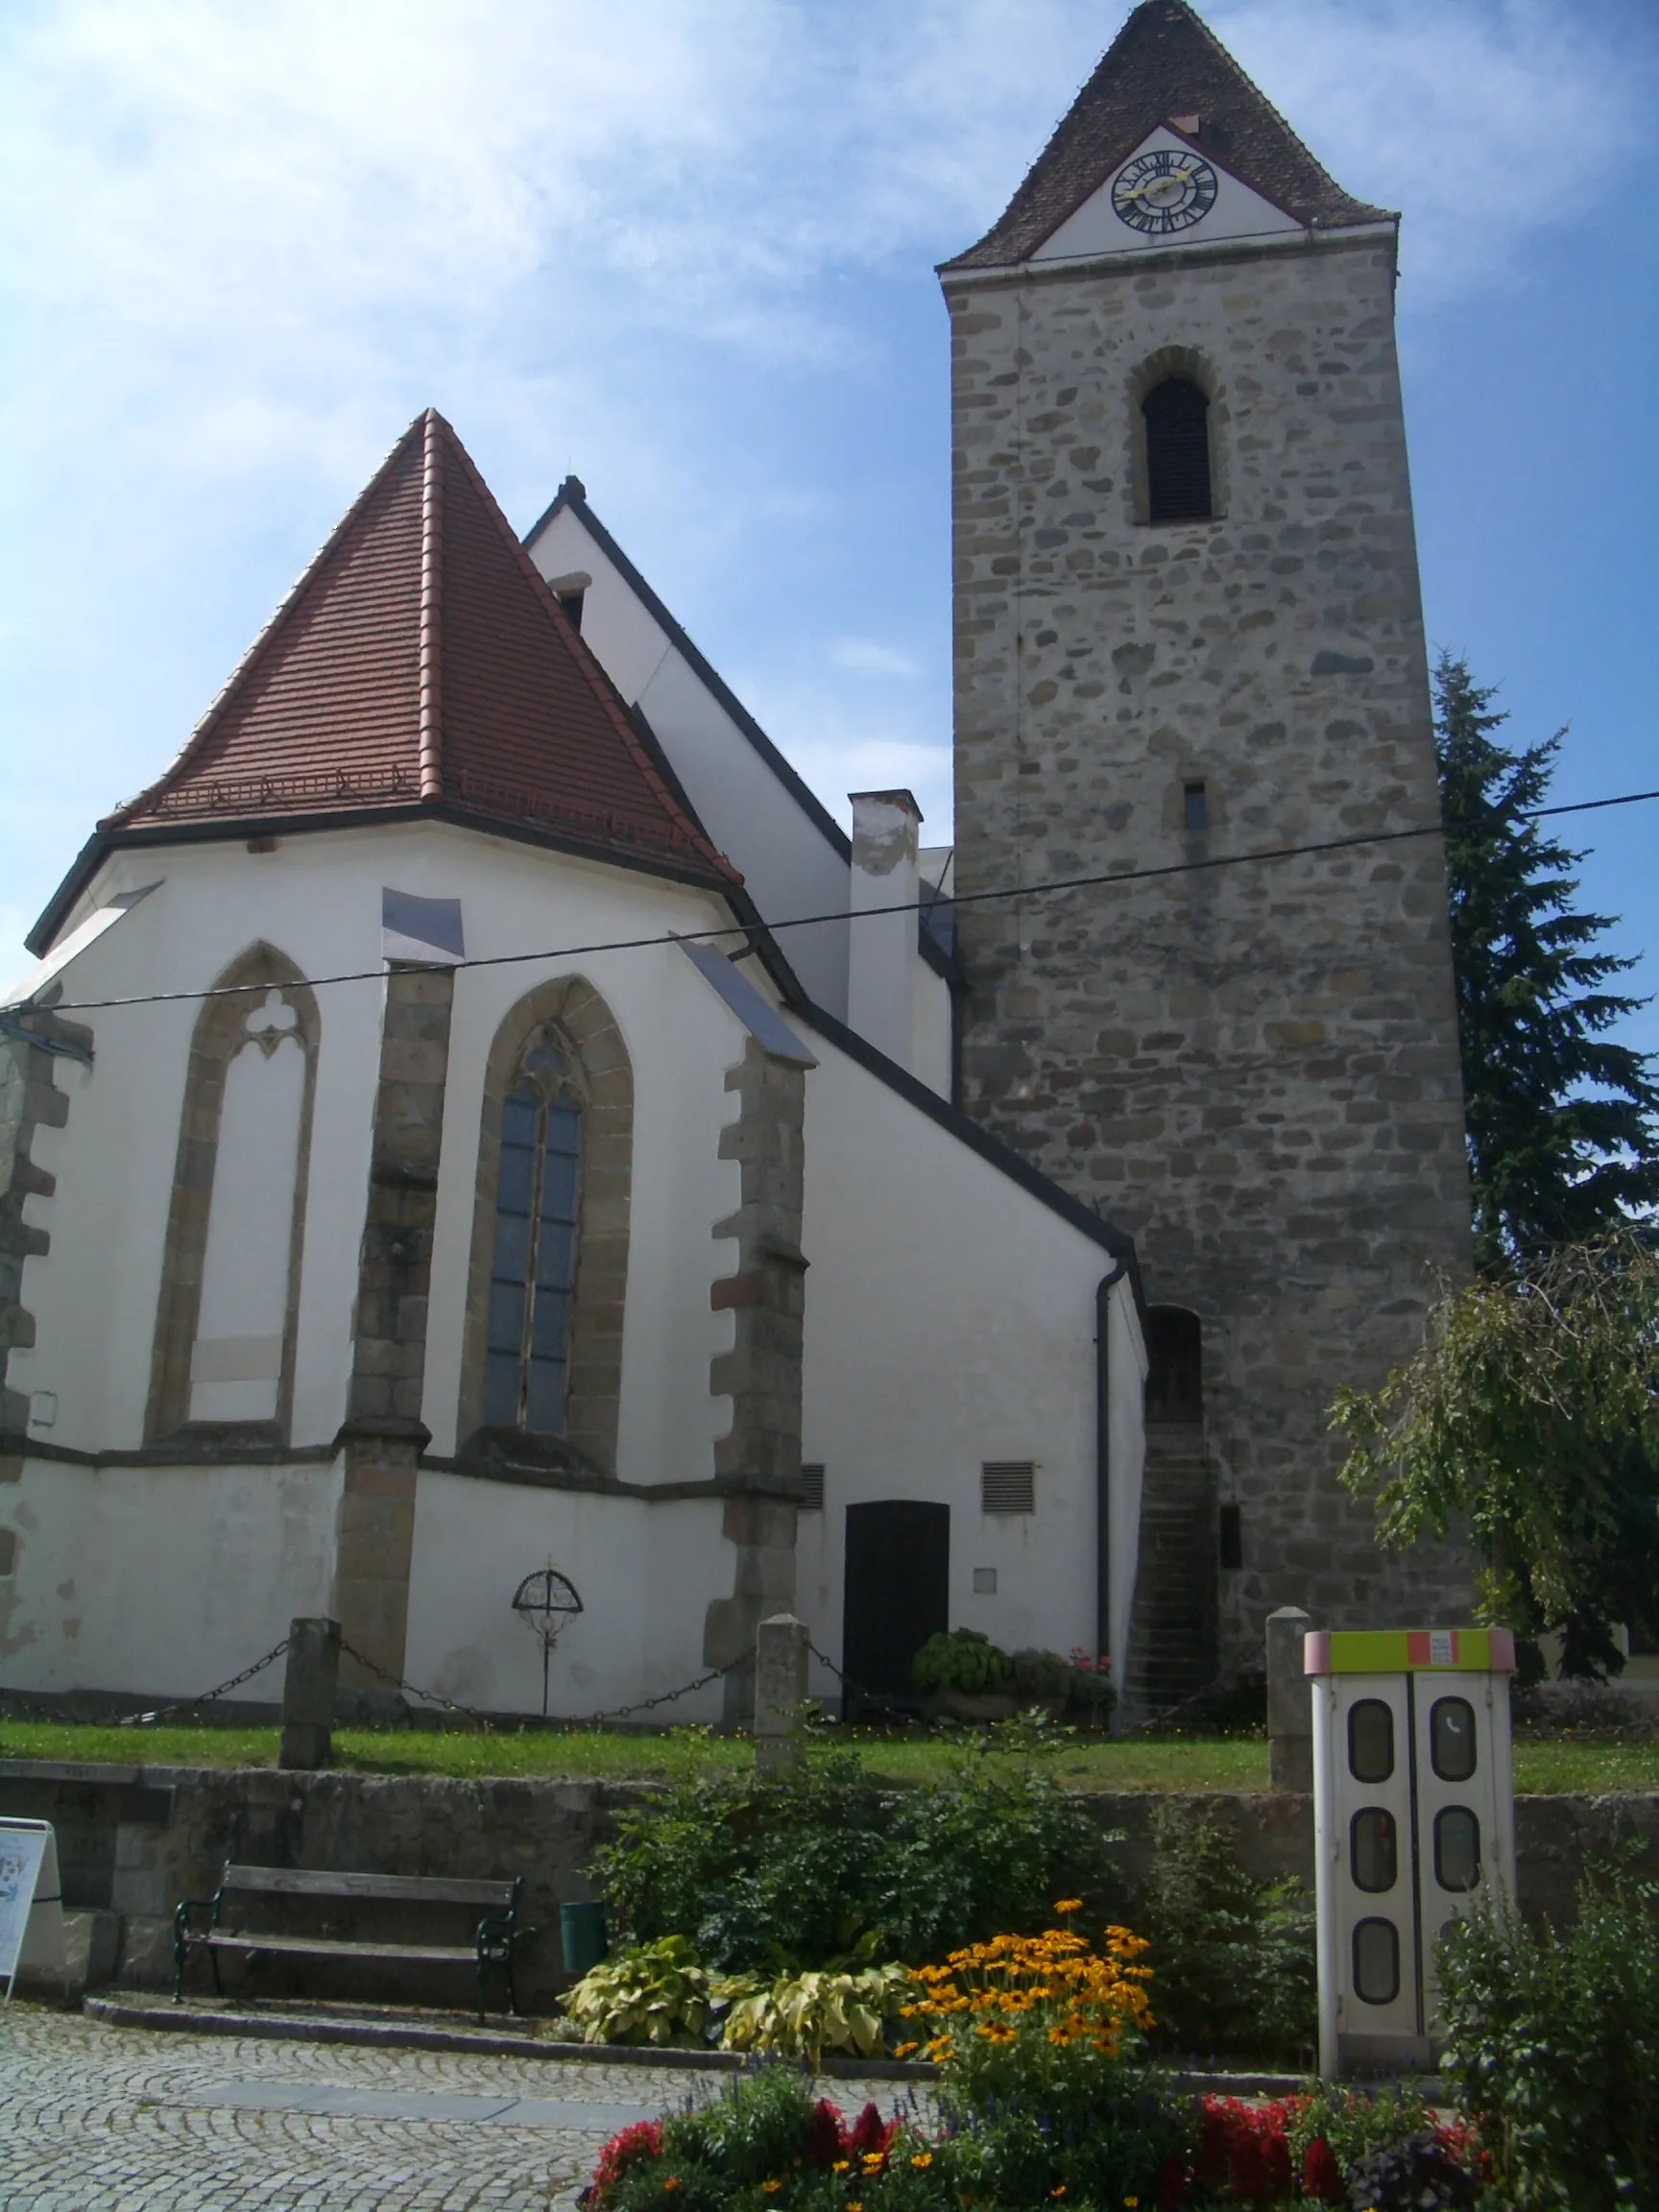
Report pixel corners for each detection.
[842,1500,950,1708]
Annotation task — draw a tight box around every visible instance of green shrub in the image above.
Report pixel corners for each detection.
[591,1742,1121,1973]
[1008,1647,1070,1702]
[1133,1800,1316,2063]
[910,1627,1014,1695]
[1436,1881,1659,2209]
[560,1934,713,2047]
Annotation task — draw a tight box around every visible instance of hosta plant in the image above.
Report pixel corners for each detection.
[717,1962,912,2068]
[561,1934,713,2048]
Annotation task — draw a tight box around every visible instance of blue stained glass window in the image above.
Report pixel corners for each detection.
[485,1028,584,1433]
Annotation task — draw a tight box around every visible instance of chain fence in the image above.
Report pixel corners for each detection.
[116,1638,292,1728]
[332,1635,757,1733]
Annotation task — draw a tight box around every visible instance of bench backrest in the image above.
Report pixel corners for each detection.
[221,1863,516,1910]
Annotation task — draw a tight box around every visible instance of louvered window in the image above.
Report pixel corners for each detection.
[800,1463,826,1512]
[1143,377,1213,522]
[981,1460,1036,1515]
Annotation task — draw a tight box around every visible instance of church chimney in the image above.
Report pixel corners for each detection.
[847,789,922,1071]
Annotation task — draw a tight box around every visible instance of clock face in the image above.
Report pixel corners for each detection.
[1111,148,1218,236]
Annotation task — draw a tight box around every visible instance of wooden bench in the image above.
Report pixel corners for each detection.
[173,1864,529,2016]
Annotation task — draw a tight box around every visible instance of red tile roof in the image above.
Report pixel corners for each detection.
[107,411,738,886]
[943,0,1388,273]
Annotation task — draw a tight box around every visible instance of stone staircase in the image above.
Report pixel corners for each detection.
[1124,1423,1217,1721]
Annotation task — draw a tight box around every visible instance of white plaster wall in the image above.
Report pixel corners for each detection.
[418,828,748,1474]
[911,962,953,1101]
[0,1455,340,1695]
[404,1472,732,1722]
[528,506,853,1018]
[796,1023,1146,1684]
[15,841,389,1454]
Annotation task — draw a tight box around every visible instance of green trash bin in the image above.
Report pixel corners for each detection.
[561,1899,609,1975]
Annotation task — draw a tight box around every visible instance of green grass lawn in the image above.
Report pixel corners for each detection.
[2,1717,1654,1792]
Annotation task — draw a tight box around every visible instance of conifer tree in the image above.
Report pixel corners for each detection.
[1435,653,1659,1267]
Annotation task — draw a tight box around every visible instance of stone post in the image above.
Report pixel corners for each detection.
[1266,1605,1314,1792]
[279,1617,341,1770]
[754,1612,809,1774]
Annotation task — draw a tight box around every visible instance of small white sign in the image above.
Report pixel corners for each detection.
[1429,1630,1455,1668]
[0,1819,66,1999]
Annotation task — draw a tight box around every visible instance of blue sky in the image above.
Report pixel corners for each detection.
[3,0,1655,1056]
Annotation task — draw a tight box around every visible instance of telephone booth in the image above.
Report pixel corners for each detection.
[1307,1626,1517,2076]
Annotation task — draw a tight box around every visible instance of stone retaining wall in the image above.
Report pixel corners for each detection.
[3,1760,1653,2013]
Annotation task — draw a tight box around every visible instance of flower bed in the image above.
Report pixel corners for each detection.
[572,1910,1481,2210]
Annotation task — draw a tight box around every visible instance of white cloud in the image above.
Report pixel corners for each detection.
[830,638,924,680]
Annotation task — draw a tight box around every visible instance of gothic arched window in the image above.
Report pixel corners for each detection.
[460,976,634,1469]
[1142,377,1213,522]
[484,1027,585,1433]
[147,945,319,1441]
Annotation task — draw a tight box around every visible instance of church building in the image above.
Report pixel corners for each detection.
[0,0,1469,1727]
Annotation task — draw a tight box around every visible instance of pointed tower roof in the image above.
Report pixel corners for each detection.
[943,0,1388,273]
[102,410,736,886]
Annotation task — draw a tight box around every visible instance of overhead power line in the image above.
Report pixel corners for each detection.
[29,781,1659,1017]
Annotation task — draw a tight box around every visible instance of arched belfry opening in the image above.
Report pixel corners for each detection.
[1128,1304,1219,1717]
[1142,377,1213,522]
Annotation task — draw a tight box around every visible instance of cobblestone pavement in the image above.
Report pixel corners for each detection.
[0,2006,916,2210]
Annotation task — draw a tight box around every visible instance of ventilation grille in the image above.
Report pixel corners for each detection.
[981,1460,1036,1515]
[799,1463,826,1512]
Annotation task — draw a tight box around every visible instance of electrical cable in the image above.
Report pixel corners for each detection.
[28,781,1659,1016]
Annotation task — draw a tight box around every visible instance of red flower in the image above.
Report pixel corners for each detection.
[1156,2152,1187,2208]
[589,2119,664,2202]
[805,2099,844,2167]
[1302,2136,1345,2202]
[1195,2095,1298,2203]
[849,2103,889,2158]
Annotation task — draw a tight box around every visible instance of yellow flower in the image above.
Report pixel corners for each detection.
[833,2160,851,2174]
[1049,2190,1068,2200]
[894,2041,919,2058]
[911,2152,933,2170]
[1054,1898,1083,1913]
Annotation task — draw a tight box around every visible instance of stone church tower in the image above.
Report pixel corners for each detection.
[942,0,1473,1708]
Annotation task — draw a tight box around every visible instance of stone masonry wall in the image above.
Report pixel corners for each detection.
[2,1759,1650,2009]
[335,964,456,1698]
[946,233,1473,1685]
[703,1037,806,1725]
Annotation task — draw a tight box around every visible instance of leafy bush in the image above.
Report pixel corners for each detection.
[1134,1800,1316,2063]
[1285,2085,1439,2189]
[561,1935,713,2047]
[1436,1882,1659,2209]
[719,1963,912,2068]
[581,2064,931,2210]
[911,1628,1014,1696]
[1066,1646,1118,1724]
[1343,2131,1475,2211]
[1009,1647,1070,1701]
[592,1742,1121,1973]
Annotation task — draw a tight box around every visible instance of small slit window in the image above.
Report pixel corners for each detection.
[1352,1916,1400,2006]
[1143,377,1213,522]
[800,1463,826,1512]
[1217,1503,1242,1571]
[1183,780,1210,831]
[981,1461,1036,1515]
